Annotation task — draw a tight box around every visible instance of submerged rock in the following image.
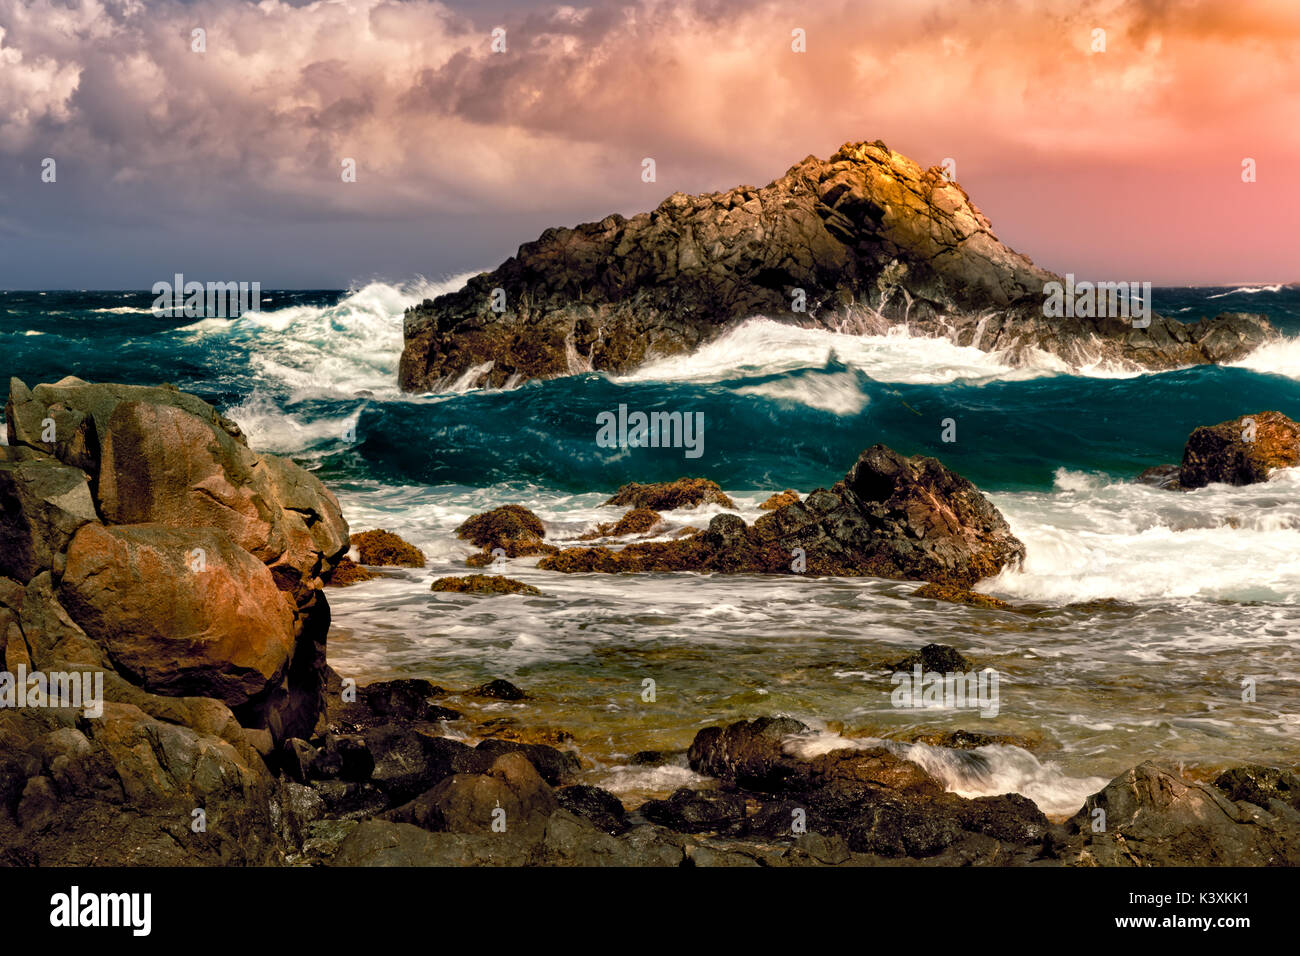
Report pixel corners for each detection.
[1178,410,1300,489]
[400,141,1274,391]
[911,583,1012,609]
[887,643,972,673]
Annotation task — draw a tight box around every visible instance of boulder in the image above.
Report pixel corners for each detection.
[349,529,425,567]
[389,752,559,837]
[1179,411,1300,489]
[58,522,297,708]
[603,479,734,510]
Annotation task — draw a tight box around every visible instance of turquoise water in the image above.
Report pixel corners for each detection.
[5,282,1300,815]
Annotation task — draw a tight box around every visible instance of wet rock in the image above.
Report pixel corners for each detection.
[912,583,1012,609]
[472,678,527,701]
[455,505,555,559]
[603,479,735,510]
[314,734,375,782]
[473,738,580,785]
[1178,410,1300,489]
[555,785,629,835]
[349,529,426,567]
[888,643,972,673]
[399,141,1272,392]
[324,556,380,586]
[1214,765,1300,813]
[1065,762,1300,865]
[1135,463,1182,490]
[639,788,748,834]
[579,508,664,539]
[390,752,559,838]
[363,726,472,804]
[360,678,460,723]
[687,716,812,791]
[905,729,1043,751]
[431,574,541,596]
[759,489,801,510]
[540,446,1023,587]
[630,750,671,766]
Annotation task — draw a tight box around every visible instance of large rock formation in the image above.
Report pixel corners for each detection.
[3,376,349,738]
[400,140,1275,391]
[539,445,1025,587]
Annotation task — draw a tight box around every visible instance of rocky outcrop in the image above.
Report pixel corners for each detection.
[0,375,350,862]
[1178,410,1300,489]
[400,140,1276,391]
[540,445,1024,587]
[1063,762,1300,866]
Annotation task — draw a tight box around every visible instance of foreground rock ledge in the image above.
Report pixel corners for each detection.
[401,139,1275,391]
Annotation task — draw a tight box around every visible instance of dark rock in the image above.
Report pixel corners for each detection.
[0,458,98,584]
[541,445,1024,587]
[1065,762,1300,865]
[630,750,670,766]
[1179,411,1300,489]
[639,787,748,834]
[1135,463,1182,490]
[473,678,527,701]
[315,734,375,782]
[473,738,579,785]
[361,679,460,723]
[1214,765,1300,813]
[390,752,559,838]
[888,643,972,673]
[399,142,1274,392]
[555,785,629,834]
[687,716,811,791]
[363,726,471,804]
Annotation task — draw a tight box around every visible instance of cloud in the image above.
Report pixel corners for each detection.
[0,0,1296,283]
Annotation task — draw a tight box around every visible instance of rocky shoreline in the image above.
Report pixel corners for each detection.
[3,376,1299,866]
[400,140,1276,392]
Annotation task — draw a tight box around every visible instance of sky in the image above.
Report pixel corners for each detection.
[0,0,1296,289]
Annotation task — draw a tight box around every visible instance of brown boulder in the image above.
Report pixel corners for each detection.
[604,478,734,510]
[1179,411,1300,489]
[58,523,297,708]
[388,752,558,836]
[349,528,425,567]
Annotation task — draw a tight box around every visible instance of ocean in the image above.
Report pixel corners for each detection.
[4,282,1300,818]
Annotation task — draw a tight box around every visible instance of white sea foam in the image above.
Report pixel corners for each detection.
[1207,284,1284,298]
[782,732,1106,817]
[1228,334,1300,379]
[173,275,474,400]
[615,317,1150,388]
[983,467,1300,604]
